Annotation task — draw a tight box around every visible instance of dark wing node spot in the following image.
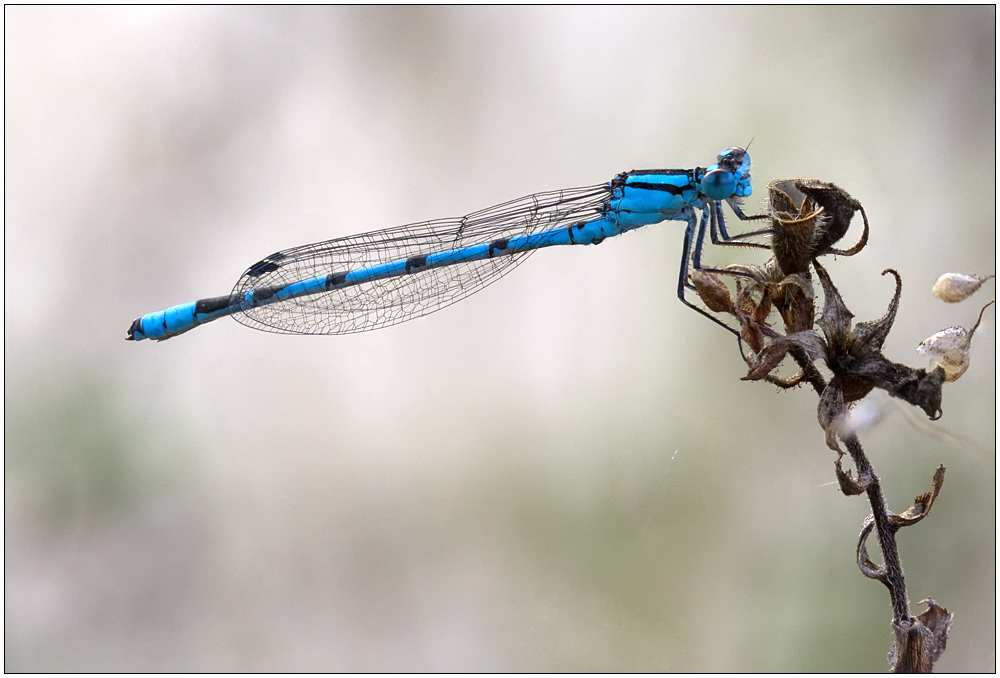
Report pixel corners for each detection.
[247,259,281,277]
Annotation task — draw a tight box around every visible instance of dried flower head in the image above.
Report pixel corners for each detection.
[742,262,946,450]
[767,179,869,277]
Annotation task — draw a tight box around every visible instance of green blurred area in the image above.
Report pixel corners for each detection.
[5,6,995,672]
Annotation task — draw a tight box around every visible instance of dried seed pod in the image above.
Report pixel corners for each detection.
[931,272,993,303]
[765,180,869,278]
[691,270,735,314]
[917,301,994,381]
[918,327,973,382]
[767,180,827,276]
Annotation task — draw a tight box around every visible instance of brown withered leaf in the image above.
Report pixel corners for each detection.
[720,262,771,285]
[737,280,772,324]
[763,371,807,389]
[913,599,953,665]
[818,376,848,453]
[742,330,825,382]
[889,599,954,672]
[890,465,945,528]
[734,280,777,354]
[835,454,873,495]
[773,273,815,334]
[743,344,789,382]
[723,258,815,337]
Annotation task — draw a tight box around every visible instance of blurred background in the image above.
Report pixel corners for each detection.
[5,7,995,672]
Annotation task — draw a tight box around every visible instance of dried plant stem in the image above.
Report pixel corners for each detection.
[788,345,825,394]
[788,346,911,625]
[844,434,910,624]
[720,180,960,671]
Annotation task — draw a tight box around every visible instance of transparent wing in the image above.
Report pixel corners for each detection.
[230,184,611,335]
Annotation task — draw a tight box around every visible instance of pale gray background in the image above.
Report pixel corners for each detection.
[5,6,995,672]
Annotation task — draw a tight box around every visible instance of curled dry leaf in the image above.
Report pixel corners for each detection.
[835,454,873,495]
[917,300,995,382]
[737,280,773,325]
[721,259,816,337]
[763,370,806,389]
[795,179,869,256]
[889,599,954,672]
[720,262,771,285]
[818,376,848,453]
[931,272,993,303]
[912,599,953,665]
[856,515,885,581]
[741,330,825,382]
[891,465,945,528]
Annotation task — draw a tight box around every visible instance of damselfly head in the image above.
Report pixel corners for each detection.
[720,148,752,197]
[701,147,752,200]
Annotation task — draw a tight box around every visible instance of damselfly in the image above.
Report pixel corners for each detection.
[127,147,766,342]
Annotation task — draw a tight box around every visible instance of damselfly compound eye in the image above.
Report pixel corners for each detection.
[701,169,737,200]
